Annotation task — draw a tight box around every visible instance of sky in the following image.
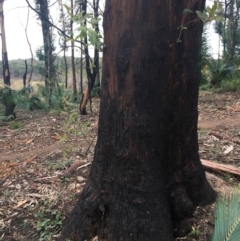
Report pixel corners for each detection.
[2,0,220,60]
[4,0,44,59]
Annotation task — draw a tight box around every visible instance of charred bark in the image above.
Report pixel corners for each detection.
[23,59,27,87]
[60,1,216,240]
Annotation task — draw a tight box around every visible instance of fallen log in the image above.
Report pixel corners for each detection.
[201,159,240,176]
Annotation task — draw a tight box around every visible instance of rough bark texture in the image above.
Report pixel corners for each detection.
[23,59,27,87]
[60,1,216,240]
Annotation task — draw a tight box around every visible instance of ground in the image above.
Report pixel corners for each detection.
[0,92,240,241]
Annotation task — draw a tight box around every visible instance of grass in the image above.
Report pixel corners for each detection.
[0,78,44,90]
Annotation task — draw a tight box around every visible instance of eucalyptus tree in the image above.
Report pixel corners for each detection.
[76,0,102,114]
[59,1,216,240]
[33,0,56,102]
[214,0,240,64]
[0,0,10,86]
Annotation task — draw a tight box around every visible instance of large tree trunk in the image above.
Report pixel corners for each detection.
[60,1,216,240]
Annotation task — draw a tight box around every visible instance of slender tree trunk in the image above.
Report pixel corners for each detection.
[80,42,83,93]
[23,59,27,87]
[24,7,33,86]
[63,47,68,89]
[0,0,10,86]
[36,0,54,101]
[228,0,235,64]
[60,1,216,240]
[71,0,77,101]
[58,0,68,89]
[79,0,99,114]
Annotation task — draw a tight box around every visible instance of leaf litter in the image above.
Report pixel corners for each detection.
[0,94,240,240]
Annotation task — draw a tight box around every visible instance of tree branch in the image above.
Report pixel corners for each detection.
[25,0,84,45]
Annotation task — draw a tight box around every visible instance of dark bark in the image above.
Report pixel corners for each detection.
[60,1,216,240]
[23,59,27,87]
[36,0,55,99]
[2,52,10,86]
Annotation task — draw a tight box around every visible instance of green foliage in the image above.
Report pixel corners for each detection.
[91,81,101,97]
[35,83,79,110]
[64,5,103,50]
[35,204,62,241]
[9,120,21,129]
[207,59,237,87]
[12,86,46,111]
[211,191,240,241]
[220,78,240,92]
[0,86,16,117]
[0,83,80,119]
[196,1,223,24]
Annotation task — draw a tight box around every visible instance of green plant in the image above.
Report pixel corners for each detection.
[0,86,16,117]
[9,120,21,129]
[221,78,240,92]
[35,207,62,241]
[60,176,69,185]
[20,220,29,230]
[177,1,223,42]
[191,224,201,237]
[207,59,237,88]
[211,191,240,241]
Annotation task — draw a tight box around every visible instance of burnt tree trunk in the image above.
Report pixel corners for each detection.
[0,0,10,86]
[23,59,27,87]
[60,1,216,241]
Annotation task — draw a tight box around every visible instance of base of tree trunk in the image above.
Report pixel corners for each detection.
[59,163,216,241]
[79,86,90,115]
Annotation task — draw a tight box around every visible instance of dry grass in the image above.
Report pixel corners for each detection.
[0,78,44,90]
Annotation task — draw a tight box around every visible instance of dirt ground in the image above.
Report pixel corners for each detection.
[0,92,240,241]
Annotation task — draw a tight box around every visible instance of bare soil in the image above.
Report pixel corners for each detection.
[0,92,240,241]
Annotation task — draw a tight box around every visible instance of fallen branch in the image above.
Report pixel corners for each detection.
[62,161,83,177]
[62,161,92,177]
[77,162,91,170]
[201,159,240,176]
[210,131,240,145]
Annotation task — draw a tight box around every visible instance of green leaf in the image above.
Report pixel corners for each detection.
[215,16,224,22]
[196,10,209,23]
[183,8,193,15]
[209,1,218,17]
[211,191,240,241]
